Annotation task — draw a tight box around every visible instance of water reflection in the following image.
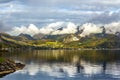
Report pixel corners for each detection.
[1,50,120,80]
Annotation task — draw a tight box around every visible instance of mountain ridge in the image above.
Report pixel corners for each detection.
[0,29,120,49]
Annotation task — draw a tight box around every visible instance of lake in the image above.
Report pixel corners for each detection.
[0,50,120,80]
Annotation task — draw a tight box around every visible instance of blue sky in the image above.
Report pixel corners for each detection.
[0,0,120,32]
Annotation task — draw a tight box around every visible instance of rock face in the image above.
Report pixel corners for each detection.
[0,59,25,77]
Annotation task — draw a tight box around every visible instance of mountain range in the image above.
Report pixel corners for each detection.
[0,25,120,49]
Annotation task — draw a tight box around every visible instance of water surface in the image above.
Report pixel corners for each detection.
[0,50,120,80]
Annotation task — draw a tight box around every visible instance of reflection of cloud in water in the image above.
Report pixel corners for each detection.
[16,62,77,77]
[15,61,120,78]
[81,61,102,75]
[16,62,40,76]
[106,63,120,78]
[40,65,64,77]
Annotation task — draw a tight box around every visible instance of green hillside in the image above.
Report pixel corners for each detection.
[64,34,120,48]
[0,32,120,49]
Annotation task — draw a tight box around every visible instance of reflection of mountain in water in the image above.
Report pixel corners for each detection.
[2,50,120,79]
[5,50,120,63]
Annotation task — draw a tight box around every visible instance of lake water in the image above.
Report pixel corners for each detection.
[0,50,120,80]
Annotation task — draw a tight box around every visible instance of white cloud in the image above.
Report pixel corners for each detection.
[39,22,64,34]
[105,22,120,34]
[17,63,77,77]
[10,22,77,35]
[52,22,77,35]
[10,21,120,36]
[11,24,40,35]
[79,23,103,37]
[79,22,120,37]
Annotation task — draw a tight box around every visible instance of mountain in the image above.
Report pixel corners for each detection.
[0,32,13,39]
[0,32,16,48]
[57,27,64,30]
[44,34,69,41]
[33,26,79,41]
[0,33,34,41]
[33,33,45,39]
[63,34,79,43]
[33,29,70,41]
[0,32,32,48]
[1,29,120,49]
[64,33,120,48]
[17,33,34,41]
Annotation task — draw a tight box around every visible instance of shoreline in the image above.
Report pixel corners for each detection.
[0,59,25,77]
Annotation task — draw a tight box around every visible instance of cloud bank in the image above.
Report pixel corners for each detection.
[10,22,78,35]
[10,21,120,37]
[79,22,120,37]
